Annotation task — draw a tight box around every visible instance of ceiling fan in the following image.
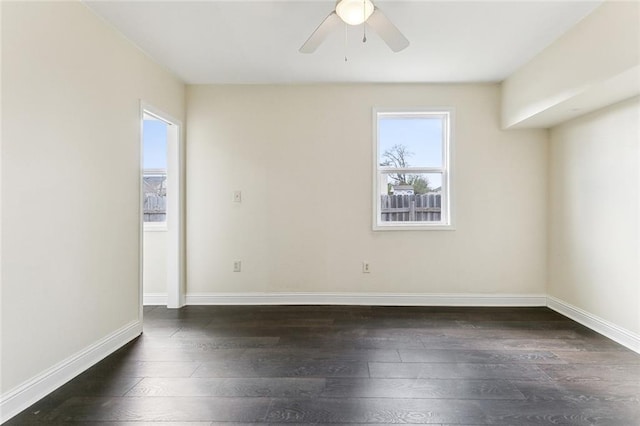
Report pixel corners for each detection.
[300,0,409,54]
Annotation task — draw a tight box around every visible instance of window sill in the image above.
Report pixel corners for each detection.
[373,223,455,231]
[144,223,168,232]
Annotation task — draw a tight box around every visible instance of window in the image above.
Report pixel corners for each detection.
[373,108,453,230]
[143,116,168,227]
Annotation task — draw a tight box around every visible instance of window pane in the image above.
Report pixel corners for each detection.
[379,173,443,223]
[143,173,166,222]
[143,119,168,169]
[378,116,443,168]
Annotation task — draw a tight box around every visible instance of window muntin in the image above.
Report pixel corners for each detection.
[374,109,452,230]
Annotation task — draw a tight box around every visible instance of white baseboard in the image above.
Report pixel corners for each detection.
[185,292,547,306]
[143,293,168,306]
[184,293,639,353]
[0,320,142,424]
[547,296,640,354]
[143,292,640,352]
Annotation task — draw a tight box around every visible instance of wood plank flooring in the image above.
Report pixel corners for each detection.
[7,306,640,425]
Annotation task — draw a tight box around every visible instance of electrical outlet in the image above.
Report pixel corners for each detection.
[362,261,371,273]
[233,190,242,203]
[233,260,242,272]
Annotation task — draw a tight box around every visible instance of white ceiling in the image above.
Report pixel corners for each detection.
[84,0,602,84]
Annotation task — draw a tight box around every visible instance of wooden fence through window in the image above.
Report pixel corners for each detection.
[381,193,441,222]
[144,194,166,222]
[143,174,167,223]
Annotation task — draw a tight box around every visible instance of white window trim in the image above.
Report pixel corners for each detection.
[143,168,167,176]
[143,222,168,232]
[372,107,455,231]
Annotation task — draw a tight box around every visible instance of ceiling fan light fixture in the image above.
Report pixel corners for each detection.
[336,0,374,26]
[300,0,409,54]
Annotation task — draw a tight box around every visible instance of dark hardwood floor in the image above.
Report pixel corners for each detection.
[7,306,640,425]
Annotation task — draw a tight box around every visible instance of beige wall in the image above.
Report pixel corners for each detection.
[548,97,640,334]
[1,1,185,393]
[143,230,168,295]
[186,84,548,295]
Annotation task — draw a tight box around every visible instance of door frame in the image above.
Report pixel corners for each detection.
[139,101,185,314]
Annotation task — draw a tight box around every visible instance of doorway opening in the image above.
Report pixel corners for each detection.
[140,104,183,311]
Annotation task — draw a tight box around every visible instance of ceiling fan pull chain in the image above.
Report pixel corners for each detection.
[362,0,367,43]
[344,23,348,62]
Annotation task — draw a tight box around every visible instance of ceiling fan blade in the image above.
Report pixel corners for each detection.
[367,8,409,52]
[299,11,342,53]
